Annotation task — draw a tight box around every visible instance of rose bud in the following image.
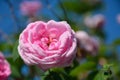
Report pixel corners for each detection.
[75,31,99,57]
[20,1,41,17]
[84,14,105,29]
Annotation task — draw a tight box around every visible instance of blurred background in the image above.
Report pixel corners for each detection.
[0,0,120,80]
[0,0,120,43]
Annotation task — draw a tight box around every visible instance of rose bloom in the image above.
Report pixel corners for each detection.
[84,14,105,29]
[20,1,41,16]
[75,31,99,56]
[18,20,77,70]
[0,52,11,80]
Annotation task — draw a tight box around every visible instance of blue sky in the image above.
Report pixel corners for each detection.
[0,0,120,44]
[102,0,120,44]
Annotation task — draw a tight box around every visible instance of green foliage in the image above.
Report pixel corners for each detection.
[12,40,20,61]
[112,38,120,46]
[11,65,21,78]
[63,0,102,14]
[87,70,99,80]
[0,42,12,52]
[70,61,96,77]
[42,69,75,80]
[94,64,113,80]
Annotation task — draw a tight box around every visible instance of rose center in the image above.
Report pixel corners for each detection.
[40,36,59,50]
[46,37,53,46]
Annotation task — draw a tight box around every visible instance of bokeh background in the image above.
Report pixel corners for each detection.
[0,0,120,43]
[0,0,120,80]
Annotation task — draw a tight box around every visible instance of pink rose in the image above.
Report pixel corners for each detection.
[75,31,99,56]
[0,52,11,80]
[20,1,41,16]
[18,20,77,70]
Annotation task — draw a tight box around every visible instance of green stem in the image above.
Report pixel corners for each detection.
[48,69,55,80]
[58,0,69,22]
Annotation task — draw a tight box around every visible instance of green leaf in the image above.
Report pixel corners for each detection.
[0,42,12,52]
[52,68,75,80]
[98,44,108,57]
[112,38,120,46]
[94,64,113,80]
[42,71,62,80]
[86,70,98,80]
[70,61,96,77]
[63,0,102,14]
[11,65,21,77]
[12,40,19,61]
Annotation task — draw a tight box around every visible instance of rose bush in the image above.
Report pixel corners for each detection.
[18,20,77,70]
[0,52,11,80]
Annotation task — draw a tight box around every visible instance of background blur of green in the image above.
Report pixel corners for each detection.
[0,0,120,80]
